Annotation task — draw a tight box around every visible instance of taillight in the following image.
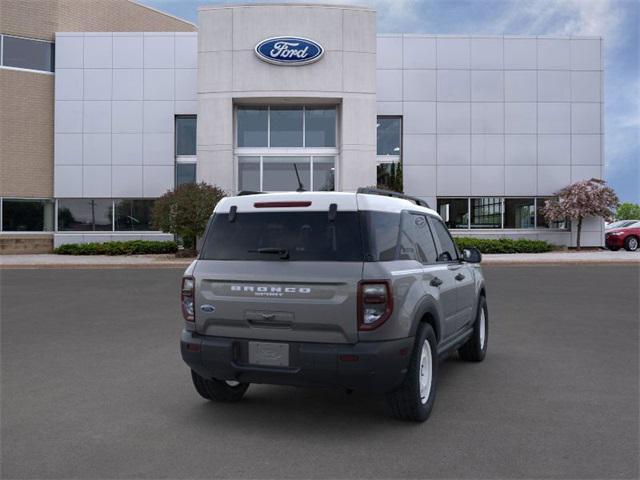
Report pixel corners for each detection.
[181,276,195,322]
[357,281,393,330]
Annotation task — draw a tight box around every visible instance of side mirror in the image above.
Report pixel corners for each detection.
[462,247,482,263]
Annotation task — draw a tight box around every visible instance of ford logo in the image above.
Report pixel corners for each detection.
[200,304,215,313]
[255,36,324,66]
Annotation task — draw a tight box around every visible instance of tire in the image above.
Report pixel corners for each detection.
[385,324,438,422]
[459,295,488,362]
[624,236,639,252]
[191,370,249,402]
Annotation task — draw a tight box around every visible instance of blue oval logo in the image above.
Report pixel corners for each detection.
[200,304,215,313]
[255,37,324,66]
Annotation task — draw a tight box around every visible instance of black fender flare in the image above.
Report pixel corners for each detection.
[409,295,443,342]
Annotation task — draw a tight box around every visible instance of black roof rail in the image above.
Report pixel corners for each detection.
[356,187,430,209]
[237,190,266,196]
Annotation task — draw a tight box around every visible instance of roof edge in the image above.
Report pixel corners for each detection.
[129,0,198,30]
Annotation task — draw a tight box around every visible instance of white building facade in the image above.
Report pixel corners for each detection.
[51,3,604,247]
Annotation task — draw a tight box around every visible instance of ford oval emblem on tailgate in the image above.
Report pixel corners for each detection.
[200,304,215,313]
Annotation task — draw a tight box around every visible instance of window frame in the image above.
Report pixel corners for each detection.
[376,116,403,191]
[235,105,338,149]
[175,115,197,186]
[237,154,336,192]
[0,34,55,75]
[435,197,570,231]
[0,197,55,232]
[235,105,339,193]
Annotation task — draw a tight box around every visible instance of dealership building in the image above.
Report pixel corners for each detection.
[0,1,604,252]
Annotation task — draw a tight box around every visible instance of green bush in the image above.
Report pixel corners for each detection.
[453,237,553,254]
[54,240,178,256]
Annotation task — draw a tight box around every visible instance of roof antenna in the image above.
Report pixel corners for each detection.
[293,163,305,192]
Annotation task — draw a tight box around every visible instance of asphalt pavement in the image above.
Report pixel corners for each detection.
[1,266,638,479]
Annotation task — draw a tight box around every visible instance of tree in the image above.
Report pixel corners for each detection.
[616,202,640,220]
[542,178,619,250]
[152,182,226,251]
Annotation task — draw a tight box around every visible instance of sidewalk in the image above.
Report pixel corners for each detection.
[483,250,640,265]
[0,254,193,269]
[1,251,639,268]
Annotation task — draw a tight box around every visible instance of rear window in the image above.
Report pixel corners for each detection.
[200,211,363,262]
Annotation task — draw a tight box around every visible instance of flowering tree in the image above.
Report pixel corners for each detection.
[152,182,226,251]
[543,178,619,250]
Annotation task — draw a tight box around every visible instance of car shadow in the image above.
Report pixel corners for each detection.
[179,355,472,434]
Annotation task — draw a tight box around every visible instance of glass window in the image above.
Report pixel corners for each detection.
[471,197,502,229]
[2,199,54,231]
[377,117,401,156]
[305,107,336,147]
[312,157,335,191]
[437,198,469,229]
[504,198,535,229]
[270,107,303,147]
[175,116,196,156]
[238,156,260,192]
[237,107,268,147]
[114,199,155,231]
[399,212,438,263]
[176,163,196,187]
[2,35,54,72]
[361,211,400,262]
[428,217,459,262]
[536,198,569,229]
[57,199,112,231]
[201,212,363,262]
[262,156,310,191]
[376,161,403,193]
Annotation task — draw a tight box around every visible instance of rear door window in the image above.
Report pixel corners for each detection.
[399,212,438,263]
[428,216,459,262]
[201,211,363,261]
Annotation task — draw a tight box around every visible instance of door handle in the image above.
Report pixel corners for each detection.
[455,273,466,281]
[430,277,443,287]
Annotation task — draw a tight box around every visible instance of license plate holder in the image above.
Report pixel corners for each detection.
[248,341,290,367]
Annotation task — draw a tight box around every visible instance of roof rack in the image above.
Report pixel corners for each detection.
[237,190,266,196]
[356,187,430,209]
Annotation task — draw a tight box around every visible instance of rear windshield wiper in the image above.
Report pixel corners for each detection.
[248,247,290,260]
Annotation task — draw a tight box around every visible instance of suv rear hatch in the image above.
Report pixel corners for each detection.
[194,194,363,344]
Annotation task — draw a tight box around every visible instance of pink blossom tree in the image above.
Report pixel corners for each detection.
[542,178,619,250]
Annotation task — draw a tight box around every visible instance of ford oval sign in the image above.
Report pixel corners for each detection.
[255,37,324,66]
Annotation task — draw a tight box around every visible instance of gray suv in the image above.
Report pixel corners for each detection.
[180,189,488,422]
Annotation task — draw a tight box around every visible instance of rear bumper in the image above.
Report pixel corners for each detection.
[181,330,414,393]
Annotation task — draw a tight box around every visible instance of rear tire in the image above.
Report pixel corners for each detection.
[191,370,249,402]
[459,296,488,362]
[624,236,638,252]
[385,324,438,422]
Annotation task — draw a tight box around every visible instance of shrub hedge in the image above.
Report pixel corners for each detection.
[54,240,178,256]
[453,237,553,254]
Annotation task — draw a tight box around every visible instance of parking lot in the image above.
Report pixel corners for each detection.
[1,265,638,479]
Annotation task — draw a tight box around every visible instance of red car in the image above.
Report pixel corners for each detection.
[605,221,640,251]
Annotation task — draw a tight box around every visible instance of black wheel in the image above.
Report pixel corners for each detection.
[191,370,249,402]
[385,323,438,422]
[459,295,488,362]
[624,236,639,252]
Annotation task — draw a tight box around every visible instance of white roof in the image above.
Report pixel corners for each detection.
[214,191,440,217]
